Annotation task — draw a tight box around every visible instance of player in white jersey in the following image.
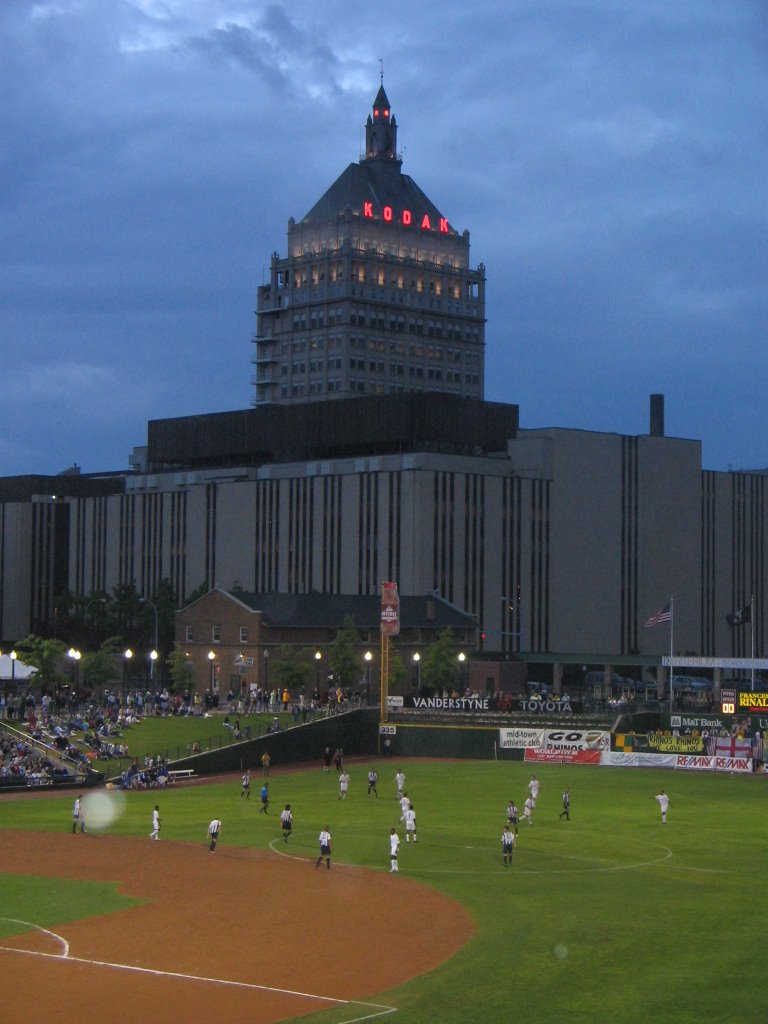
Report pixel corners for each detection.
[528,775,540,804]
[389,827,401,872]
[521,796,535,825]
[654,789,670,823]
[404,806,417,842]
[395,770,406,798]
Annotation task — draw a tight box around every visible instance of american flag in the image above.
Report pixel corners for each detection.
[644,603,672,628]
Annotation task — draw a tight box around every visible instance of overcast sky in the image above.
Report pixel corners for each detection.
[2,0,766,476]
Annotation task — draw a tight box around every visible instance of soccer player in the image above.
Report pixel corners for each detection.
[259,782,269,814]
[528,775,540,805]
[501,824,516,865]
[316,826,332,869]
[404,805,417,842]
[72,794,86,834]
[149,804,161,840]
[367,768,379,798]
[338,770,350,800]
[389,827,401,872]
[280,804,293,842]
[559,788,571,820]
[506,800,519,834]
[241,769,251,799]
[399,791,411,821]
[521,795,535,826]
[208,817,222,852]
[654,789,670,823]
[395,769,406,799]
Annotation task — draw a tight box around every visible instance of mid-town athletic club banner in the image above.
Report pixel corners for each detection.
[499,728,545,749]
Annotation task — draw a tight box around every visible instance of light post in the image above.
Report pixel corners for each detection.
[67,647,81,691]
[457,651,466,691]
[123,648,133,703]
[364,650,373,704]
[263,648,269,689]
[140,597,159,681]
[208,650,217,694]
[412,651,421,693]
[315,650,322,694]
[149,649,158,686]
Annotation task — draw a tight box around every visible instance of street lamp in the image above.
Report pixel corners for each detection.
[123,648,133,703]
[67,647,81,691]
[315,650,322,693]
[457,651,467,692]
[208,650,217,694]
[364,650,373,704]
[412,651,421,692]
[140,597,159,680]
[263,648,269,689]
[149,649,158,685]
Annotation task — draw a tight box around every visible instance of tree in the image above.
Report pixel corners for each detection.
[81,638,122,693]
[271,645,312,694]
[421,628,459,695]
[387,648,408,694]
[13,635,69,694]
[167,645,195,693]
[329,615,364,691]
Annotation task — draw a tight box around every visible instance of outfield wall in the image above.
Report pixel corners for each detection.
[168,708,379,776]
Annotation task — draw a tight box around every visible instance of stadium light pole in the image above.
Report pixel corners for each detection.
[123,648,133,703]
[364,650,373,704]
[208,650,216,694]
[412,651,421,693]
[140,597,159,681]
[315,650,322,694]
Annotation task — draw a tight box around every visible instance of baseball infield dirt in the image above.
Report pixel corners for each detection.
[0,830,474,1024]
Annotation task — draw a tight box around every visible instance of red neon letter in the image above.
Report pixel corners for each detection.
[402,209,412,225]
[363,202,373,218]
[421,214,431,230]
[383,206,393,222]
[439,218,449,233]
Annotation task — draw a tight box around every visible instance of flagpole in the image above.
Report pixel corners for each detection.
[669,594,675,713]
[750,594,755,691]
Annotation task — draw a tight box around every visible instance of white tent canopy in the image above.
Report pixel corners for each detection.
[0,653,38,680]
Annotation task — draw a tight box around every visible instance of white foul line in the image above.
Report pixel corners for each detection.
[0,918,69,956]
[0,942,397,1021]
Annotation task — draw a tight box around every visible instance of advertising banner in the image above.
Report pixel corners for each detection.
[738,692,768,712]
[540,729,610,752]
[669,714,726,732]
[499,728,545,750]
[675,755,715,771]
[516,696,580,714]
[526,748,601,765]
[410,695,490,712]
[380,581,400,637]
[601,751,678,769]
[714,756,753,773]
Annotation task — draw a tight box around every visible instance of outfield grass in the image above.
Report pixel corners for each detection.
[1,760,766,1024]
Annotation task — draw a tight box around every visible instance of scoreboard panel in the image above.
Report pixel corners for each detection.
[720,688,737,715]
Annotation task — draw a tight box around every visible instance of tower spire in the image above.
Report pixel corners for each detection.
[363,79,398,162]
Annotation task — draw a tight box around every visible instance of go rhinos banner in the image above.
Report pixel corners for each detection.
[522,729,608,764]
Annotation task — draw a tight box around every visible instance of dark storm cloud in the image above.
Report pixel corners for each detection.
[0,1,765,474]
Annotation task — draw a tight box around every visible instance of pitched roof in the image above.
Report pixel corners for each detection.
[234,592,476,630]
[299,159,451,232]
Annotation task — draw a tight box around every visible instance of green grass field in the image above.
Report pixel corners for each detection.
[1,759,766,1024]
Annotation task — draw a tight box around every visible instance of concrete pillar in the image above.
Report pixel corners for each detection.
[552,662,563,696]
[656,665,665,700]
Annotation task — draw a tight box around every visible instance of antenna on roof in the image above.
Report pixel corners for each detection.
[379,57,384,85]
